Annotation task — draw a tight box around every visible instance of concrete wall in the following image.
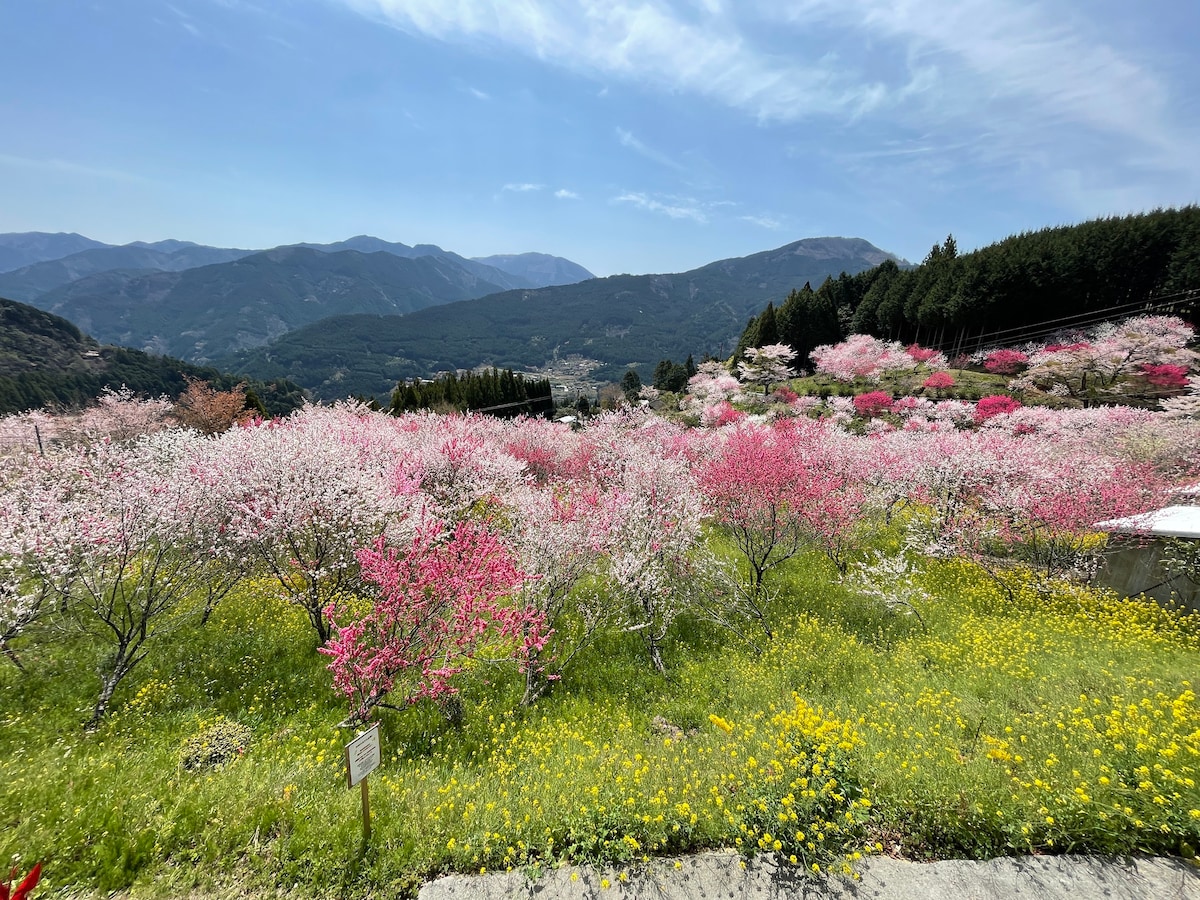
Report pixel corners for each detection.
[1098,536,1200,614]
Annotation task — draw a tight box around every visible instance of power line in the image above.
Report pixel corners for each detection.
[928,290,1198,356]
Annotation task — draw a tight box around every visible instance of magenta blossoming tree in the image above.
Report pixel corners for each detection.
[699,419,867,635]
[322,517,542,724]
[853,391,894,418]
[922,371,955,393]
[975,395,1023,423]
[983,348,1030,375]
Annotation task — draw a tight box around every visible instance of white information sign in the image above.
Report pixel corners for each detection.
[345,723,381,788]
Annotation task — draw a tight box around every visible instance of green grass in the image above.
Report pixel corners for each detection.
[2,548,1198,897]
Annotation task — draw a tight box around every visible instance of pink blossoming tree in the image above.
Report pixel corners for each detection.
[322,517,543,724]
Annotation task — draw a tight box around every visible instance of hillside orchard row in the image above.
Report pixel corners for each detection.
[3,320,1199,728]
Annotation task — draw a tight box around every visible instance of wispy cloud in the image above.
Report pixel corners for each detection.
[616,128,684,172]
[494,181,547,200]
[467,86,490,100]
[337,0,885,121]
[554,188,579,200]
[337,0,1199,200]
[739,214,782,229]
[0,154,150,184]
[165,3,204,39]
[777,0,1194,179]
[614,192,707,223]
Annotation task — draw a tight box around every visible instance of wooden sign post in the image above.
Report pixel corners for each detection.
[345,723,381,841]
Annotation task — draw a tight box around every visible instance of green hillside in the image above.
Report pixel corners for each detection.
[25,247,510,364]
[222,237,900,399]
[0,298,305,416]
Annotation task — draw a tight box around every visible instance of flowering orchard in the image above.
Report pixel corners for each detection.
[1,365,1199,890]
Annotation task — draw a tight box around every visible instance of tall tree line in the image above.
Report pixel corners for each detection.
[390,368,553,417]
[737,207,1200,366]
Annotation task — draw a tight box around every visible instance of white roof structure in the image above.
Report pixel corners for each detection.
[1172,483,1200,501]
[1096,505,1200,539]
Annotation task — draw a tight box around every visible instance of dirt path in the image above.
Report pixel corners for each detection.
[419,850,1199,900]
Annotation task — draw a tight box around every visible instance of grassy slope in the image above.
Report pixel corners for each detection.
[2,533,1197,897]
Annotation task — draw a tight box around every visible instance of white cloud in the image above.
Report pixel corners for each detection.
[776,0,1191,169]
[614,192,707,223]
[501,182,543,192]
[337,0,1199,200]
[616,128,684,172]
[0,154,150,184]
[739,214,782,229]
[467,86,490,100]
[554,189,579,200]
[337,0,885,121]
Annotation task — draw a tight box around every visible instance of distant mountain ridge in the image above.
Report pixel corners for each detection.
[221,236,902,399]
[287,236,540,291]
[0,243,255,302]
[471,252,595,287]
[0,231,594,312]
[0,232,110,272]
[27,246,515,363]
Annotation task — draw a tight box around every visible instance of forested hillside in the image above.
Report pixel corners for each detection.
[223,237,900,399]
[738,208,1200,365]
[0,298,305,415]
[24,247,512,363]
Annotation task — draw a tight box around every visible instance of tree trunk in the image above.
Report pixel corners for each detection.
[522,666,554,707]
[308,602,331,645]
[1,641,25,672]
[645,633,666,675]
[88,661,127,731]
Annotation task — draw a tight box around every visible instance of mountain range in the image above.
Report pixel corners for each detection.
[1,229,901,402]
[220,237,902,399]
[0,232,593,296]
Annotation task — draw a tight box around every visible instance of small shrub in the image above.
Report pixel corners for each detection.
[1139,363,1189,388]
[180,718,252,771]
[853,391,894,418]
[974,394,1022,422]
[983,349,1029,375]
[922,372,955,391]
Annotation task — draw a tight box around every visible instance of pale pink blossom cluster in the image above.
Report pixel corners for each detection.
[4,391,1199,727]
[684,361,743,411]
[0,387,173,457]
[811,335,924,382]
[1009,315,1195,402]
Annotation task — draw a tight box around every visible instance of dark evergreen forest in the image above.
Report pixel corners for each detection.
[738,207,1200,365]
[389,368,553,417]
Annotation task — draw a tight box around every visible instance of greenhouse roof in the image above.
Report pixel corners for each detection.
[1096,505,1200,539]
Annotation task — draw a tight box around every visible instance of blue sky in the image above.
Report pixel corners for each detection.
[2,0,1197,277]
